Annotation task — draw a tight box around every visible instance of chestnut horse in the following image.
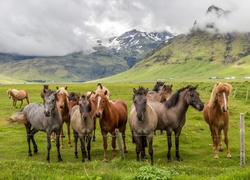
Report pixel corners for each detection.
[7,89,30,108]
[203,82,232,159]
[51,86,72,148]
[93,90,128,161]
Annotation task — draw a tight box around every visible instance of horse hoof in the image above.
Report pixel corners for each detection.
[214,155,219,159]
[58,158,63,162]
[227,154,232,158]
[68,144,73,147]
[60,145,64,149]
[168,158,173,162]
[103,158,108,162]
[124,150,128,153]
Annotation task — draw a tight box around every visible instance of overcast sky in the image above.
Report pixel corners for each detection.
[0,0,249,56]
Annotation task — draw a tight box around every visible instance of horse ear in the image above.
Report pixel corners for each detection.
[194,85,198,89]
[145,88,149,94]
[133,88,137,94]
[104,90,108,96]
[56,86,59,90]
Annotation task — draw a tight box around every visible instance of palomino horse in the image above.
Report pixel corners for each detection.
[93,90,128,161]
[129,87,158,165]
[147,85,204,162]
[71,93,96,162]
[10,89,63,162]
[152,81,165,92]
[7,89,30,108]
[147,84,173,102]
[52,86,72,148]
[40,85,50,104]
[203,82,232,159]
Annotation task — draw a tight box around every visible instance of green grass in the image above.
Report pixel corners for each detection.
[1,82,250,179]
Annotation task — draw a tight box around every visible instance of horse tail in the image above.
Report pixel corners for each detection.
[26,90,30,104]
[9,110,28,125]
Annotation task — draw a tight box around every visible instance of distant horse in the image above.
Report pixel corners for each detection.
[147,85,204,162]
[10,89,63,162]
[40,85,50,104]
[147,84,173,102]
[7,89,30,108]
[52,86,72,148]
[93,90,128,161]
[203,82,232,159]
[129,87,158,165]
[152,81,165,92]
[71,93,96,162]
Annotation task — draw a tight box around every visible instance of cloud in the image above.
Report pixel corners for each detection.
[0,0,249,56]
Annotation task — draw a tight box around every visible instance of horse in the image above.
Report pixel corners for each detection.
[147,85,204,162]
[93,90,128,161]
[7,89,30,108]
[129,87,158,165]
[203,82,232,159]
[152,81,165,92]
[40,85,50,104]
[68,92,80,113]
[51,86,72,148]
[70,93,96,162]
[147,84,173,102]
[10,89,63,162]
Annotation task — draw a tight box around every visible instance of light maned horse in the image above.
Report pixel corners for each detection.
[95,83,111,98]
[10,89,63,162]
[7,89,30,108]
[147,84,173,102]
[203,82,232,159]
[147,85,204,162]
[93,90,128,161]
[52,86,72,148]
[129,87,157,165]
[71,93,96,162]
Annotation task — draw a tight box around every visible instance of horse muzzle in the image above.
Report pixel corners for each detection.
[222,105,228,112]
[95,112,102,118]
[44,110,51,117]
[137,113,144,121]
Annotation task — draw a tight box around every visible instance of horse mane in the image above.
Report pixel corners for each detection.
[133,86,148,99]
[68,92,80,101]
[56,87,68,96]
[208,82,232,108]
[165,85,194,108]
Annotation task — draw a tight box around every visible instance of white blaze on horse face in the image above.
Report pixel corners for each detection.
[223,92,227,111]
[97,95,101,109]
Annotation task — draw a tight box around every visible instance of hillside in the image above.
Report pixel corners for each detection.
[88,30,250,83]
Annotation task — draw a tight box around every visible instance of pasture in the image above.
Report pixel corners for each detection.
[1,82,250,179]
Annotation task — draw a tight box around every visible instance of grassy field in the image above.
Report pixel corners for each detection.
[1,82,250,179]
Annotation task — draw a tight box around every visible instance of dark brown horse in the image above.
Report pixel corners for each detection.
[152,81,165,92]
[7,89,30,108]
[203,82,232,159]
[68,92,80,113]
[129,87,158,165]
[93,90,128,161]
[147,85,204,162]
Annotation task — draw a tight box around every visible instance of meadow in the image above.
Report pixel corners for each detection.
[1,81,250,180]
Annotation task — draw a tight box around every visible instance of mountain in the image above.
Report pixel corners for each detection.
[87,30,250,83]
[0,29,174,84]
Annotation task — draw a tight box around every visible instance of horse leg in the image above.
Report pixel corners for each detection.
[224,125,231,158]
[87,134,92,161]
[102,132,108,162]
[147,134,154,165]
[175,130,183,161]
[212,127,219,159]
[79,135,86,162]
[92,117,96,142]
[133,134,141,161]
[60,128,64,149]
[66,121,72,147]
[55,131,63,162]
[19,100,23,108]
[141,136,147,160]
[29,128,39,154]
[25,124,33,157]
[73,130,79,158]
[13,99,17,108]
[111,132,117,159]
[166,131,173,162]
[218,130,223,152]
[51,132,56,142]
[46,132,52,163]
[121,128,127,153]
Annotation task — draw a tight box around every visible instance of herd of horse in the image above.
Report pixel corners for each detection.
[8,81,232,165]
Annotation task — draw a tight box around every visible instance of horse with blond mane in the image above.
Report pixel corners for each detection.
[203,82,232,159]
[7,89,30,108]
